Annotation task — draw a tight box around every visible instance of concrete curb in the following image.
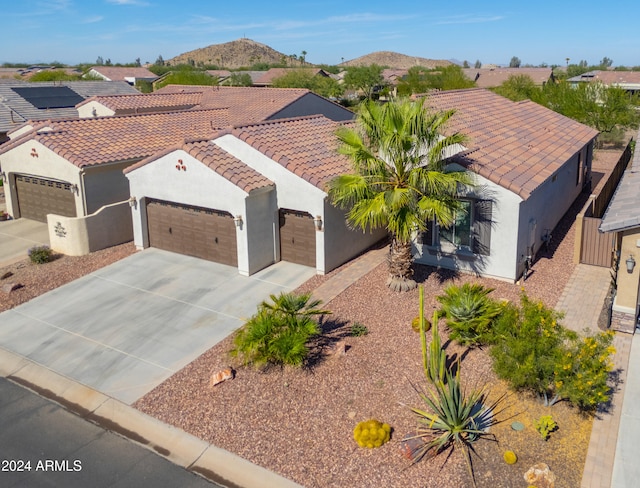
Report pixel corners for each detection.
[0,347,303,488]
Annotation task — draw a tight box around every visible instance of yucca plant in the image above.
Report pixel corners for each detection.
[230,292,329,368]
[437,283,503,347]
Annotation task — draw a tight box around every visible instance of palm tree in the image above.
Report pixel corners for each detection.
[328,98,472,291]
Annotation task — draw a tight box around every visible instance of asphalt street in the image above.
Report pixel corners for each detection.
[0,378,221,488]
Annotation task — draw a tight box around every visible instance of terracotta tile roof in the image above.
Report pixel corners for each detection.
[155,85,311,124]
[419,88,599,199]
[252,68,330,86]
[0,109,229,167]
[568,70,640,86]
[227,115,352,190]
[462,68,553,88]
[126,138,274,194]
[88,66,157,81]
[77,92,202,113]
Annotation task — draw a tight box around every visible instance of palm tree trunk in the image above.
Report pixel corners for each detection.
[386,237,417,292]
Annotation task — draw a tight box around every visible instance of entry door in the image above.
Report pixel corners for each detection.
[279,209,316,267]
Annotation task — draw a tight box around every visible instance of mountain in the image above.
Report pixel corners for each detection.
[168,38,291,69]
[341,51,452,70]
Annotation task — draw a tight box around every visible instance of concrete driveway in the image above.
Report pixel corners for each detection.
[0,249,316,404]
[0,218,50,267]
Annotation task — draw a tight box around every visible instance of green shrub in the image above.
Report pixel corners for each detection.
[353,419,391,448]
[534,415,557,440]
[350,322,369,337]
[28,245,53,264]
[230,292,329,368]
[437,283,503,347]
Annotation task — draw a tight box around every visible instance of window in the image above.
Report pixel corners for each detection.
[440,200,472,249]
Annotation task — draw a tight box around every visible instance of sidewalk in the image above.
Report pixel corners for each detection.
[555,263,635,488]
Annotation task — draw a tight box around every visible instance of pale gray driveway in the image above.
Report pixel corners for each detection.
[0,218,50,267]
[0,249,315,404]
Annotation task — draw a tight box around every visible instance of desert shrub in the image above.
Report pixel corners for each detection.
[28,245,53,264]
[554,331,615,411]
[503,450,518,464]
[534,415,557,440]
[353,419,391,448]
[437,283,503,347]
[350,322,369,337]
[230,292,329,368]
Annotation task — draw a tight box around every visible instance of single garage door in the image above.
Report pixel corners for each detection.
[146,199,238,266]
[279,209,316,267]
[15,175,77,222]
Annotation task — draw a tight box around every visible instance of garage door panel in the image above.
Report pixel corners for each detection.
[279,209,315,267]
[15,175,77,222]
[146,200,237,266]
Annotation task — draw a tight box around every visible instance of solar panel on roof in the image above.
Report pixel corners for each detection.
[11,86,85,109]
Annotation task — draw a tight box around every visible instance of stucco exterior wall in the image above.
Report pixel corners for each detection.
[82,161,133,214]
[47,200,133,256]
[77,101,115,118]
[413,171,523,281]
[0,141,83,218]
[614,229,640,314]
[126,150,264,276]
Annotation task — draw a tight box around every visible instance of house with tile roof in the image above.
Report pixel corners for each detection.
[251,68,334,87]
[78,85,355,123]
[0,109,230,254]
[0,81,139,143]
[600,126,640,332]
[412,88,598,281]
[567,70,640,95]
[85,66,158,86]
[124,115,385,276]
[462,67,554,88]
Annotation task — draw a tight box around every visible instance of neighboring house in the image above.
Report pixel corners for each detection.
[567,70,640,95]
[124,115,385,276]
[251,68,333,87]
[85,66,158,86]
[600,128,640,332]
[0,109,230,254]
[0,81,139,143]
[412,88,598,282]
[462,67,554,88]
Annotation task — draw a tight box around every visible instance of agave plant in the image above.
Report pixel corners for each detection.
[437,283,503,347]
[230,292,329,368]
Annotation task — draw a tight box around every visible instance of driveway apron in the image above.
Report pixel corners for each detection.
[0,249,315,404]
[0,219,50,267]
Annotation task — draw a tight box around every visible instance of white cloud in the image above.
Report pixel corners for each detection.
[106,0,150,6]
[82,15,104,24]
[436,15,504,25]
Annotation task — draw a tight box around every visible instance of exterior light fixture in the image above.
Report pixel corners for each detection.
[234,215,243,228]
[128,196,137,208]
[69,184,78,194]
[626,255,636,274]
[314,215,323,231]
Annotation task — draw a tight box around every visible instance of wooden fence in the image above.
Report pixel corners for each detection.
[574,140,633,267]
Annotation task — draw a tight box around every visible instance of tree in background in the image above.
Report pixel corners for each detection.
[509,56,521,68]
[343,64,384,100]
[227,72,253,87]
[155,55,165,66]
[397,65,475,96]
[154,70,217,90]
[462,60,470,68]
[271,69,343,98]
[599,57,614,69]
[96,56,104,66]
[474,60,482,68]
[492,74,538,101]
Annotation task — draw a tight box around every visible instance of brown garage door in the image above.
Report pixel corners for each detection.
[15,175,77,222]
[279,209,316,267]
[146,199,237,266]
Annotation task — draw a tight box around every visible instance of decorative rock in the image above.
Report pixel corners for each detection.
[209,367,234,388]
[524,463,556,488]
[511,421,525,431]
[333,339,347,357]
[399,432,428,461]
[2,282,22,293]
[1,271,13,280]
[347,411,356,419]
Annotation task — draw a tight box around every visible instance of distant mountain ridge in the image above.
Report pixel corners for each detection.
[169,39,452,70]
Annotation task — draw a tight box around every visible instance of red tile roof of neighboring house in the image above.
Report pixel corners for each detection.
[419,88,599,199]
[581,70,640,85]
[252,68,330,86]
[77,92,202,113]
[462,68,553,88]
[225,115,352,190]
[88,66,157,81]
[154,85,312,124]
[0,109,229,168]
[126,139,274,194]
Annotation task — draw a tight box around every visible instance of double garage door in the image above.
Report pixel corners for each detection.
[15,175,77,222]
[146,199,238,266]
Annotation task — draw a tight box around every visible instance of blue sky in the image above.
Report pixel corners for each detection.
[2,0,639,67]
